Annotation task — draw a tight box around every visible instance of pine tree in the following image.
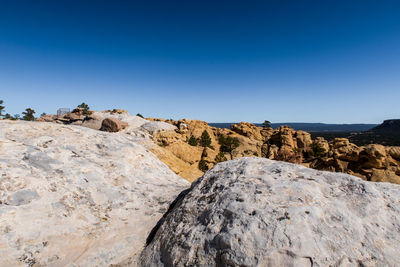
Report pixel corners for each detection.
[199,130,212,148]
[77,103,90,115]
[188,135,198,146]
[0,100,5,117]
[22,108,35,121]
[309,141,326,157]
[262,120,271,128]
[218,135,240,159]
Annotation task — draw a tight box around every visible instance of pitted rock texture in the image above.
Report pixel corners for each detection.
[0,120,189,266]
[140,157,400,267]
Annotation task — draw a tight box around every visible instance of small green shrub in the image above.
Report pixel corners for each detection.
[218,135,240,159]
[214,152,227,163]
[309,141,326,157]
[136,113,144,118]
[158,141,167,147]
[188,135,198,146]
[198,159,209,172]
[77,102,90,115]
[262,120,271,128]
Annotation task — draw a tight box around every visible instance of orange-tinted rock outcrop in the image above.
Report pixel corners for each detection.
[149,119,400,184]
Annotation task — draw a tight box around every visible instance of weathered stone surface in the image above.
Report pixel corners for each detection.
[230,122,263,141]
[140,158,400,266]
[369,168,400,184]
[100,118,128,132]
[141,121,177,134]
[388,146,400,160]
[0,120,189,266]
[332,138,361,162]
[148,145,204,182]
[295,131,312,149]
[81,114,104,130]
[103,109,129,114]
[314,136,330,152]
[260,127,274,139]
[359,144,387,169]
[35,114,57,122]
[166,142,203,164]
[332,137,350,149]
[63,112,85,121]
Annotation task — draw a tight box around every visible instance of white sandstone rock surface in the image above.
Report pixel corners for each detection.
[140,121,177,134]
[86,111,177,138]
[0,120,189,266]
[91,111,149,130]
[140,157,400,266]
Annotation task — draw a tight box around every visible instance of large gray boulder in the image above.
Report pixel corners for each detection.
[140,157,400,266]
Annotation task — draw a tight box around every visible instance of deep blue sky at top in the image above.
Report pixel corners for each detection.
[0,0,399,123]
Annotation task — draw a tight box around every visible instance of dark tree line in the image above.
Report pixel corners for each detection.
[0,99,36,121]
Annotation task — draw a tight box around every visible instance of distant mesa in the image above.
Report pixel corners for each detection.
[348,119,400,146]
[370,119,400,132]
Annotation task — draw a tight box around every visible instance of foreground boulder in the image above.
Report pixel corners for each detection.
[0,120,189,266]
[140,157,400,266]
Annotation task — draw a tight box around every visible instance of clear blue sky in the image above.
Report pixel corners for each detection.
[1,0,399,123]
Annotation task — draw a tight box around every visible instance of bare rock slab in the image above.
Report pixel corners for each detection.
[0,120,189,266]
[140,157,400,266]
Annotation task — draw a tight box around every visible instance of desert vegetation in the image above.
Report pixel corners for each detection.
[199,130,212,148]
[218,135,240,159]
[77,102,91,115]
[262,120,271,128]
[198,159,209,172]
[0,100,37,121]
[188,135,198,146]
[214,152,228,163]
[22,108,36,121]
[0,100,4,117]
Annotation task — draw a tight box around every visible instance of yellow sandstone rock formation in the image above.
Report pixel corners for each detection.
[149,119,400,184]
